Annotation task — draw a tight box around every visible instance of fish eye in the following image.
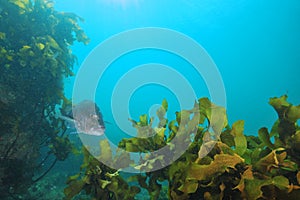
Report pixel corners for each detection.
[90,114,98,119]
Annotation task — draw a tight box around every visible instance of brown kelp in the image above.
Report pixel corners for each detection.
[0,0,89,198]
[65,96,300,199]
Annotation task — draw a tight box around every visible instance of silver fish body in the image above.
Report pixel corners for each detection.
[60,100,105,136]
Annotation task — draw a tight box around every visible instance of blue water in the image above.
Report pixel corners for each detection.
[55,0,300,138]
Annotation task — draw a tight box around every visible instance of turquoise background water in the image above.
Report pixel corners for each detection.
[55,0,300,137]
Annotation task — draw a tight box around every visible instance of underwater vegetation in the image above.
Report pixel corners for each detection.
[1,1,299,200]
[0,0,88,199]
[65,95,300,200]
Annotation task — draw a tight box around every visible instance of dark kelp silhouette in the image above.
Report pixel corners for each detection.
[0,0,89,198]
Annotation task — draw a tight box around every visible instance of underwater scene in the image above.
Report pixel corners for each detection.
[1,0,300,199]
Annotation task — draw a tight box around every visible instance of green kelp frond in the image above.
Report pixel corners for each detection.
[1,0,89,77]
[65,96,300,199]
[49,136,76,161]
[64,147,140,200]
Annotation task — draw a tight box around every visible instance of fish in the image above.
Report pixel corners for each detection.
[59,100,106,136]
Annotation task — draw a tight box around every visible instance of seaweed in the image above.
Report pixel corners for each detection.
[64,147,140,200]
[65,96,300,199]
[0,0,89,198]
